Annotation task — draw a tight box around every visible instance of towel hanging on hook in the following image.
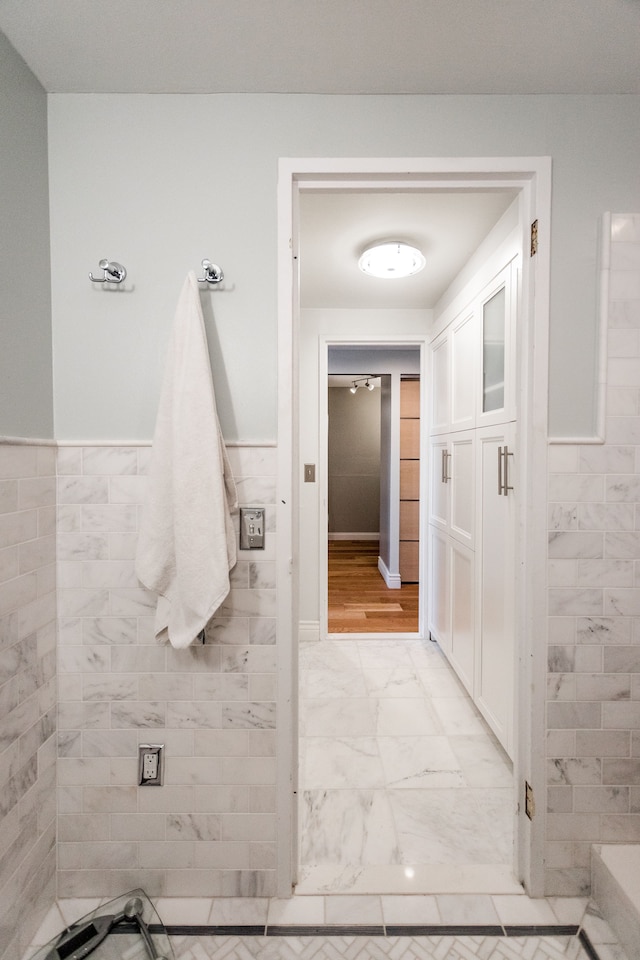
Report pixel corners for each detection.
[197,259,224,285]
[89,259,127,284]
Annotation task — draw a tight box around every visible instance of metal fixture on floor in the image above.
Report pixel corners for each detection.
[33,890,173,960]
[44,896,166,960]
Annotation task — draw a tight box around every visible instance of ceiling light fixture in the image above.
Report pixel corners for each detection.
[358,241,425,279]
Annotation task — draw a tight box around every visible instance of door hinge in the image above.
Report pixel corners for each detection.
[530,219,538,257]
[525,780,535,820]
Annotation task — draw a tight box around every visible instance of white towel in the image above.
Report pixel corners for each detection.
[135,271,238,648]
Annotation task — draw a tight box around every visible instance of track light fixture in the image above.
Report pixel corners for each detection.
[349,376,377,394]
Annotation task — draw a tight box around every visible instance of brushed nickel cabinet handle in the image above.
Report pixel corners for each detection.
[498,445,514,496]
[441,449,451,483]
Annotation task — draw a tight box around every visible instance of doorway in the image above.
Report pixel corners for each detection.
[323,343,424,639]
[276,157,551,899]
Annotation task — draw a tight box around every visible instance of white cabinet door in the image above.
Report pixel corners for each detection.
[428,525,450,656]
[450,431,475,549]
[428,437,450,531]
[449,539,474,694]
[450,309,476,432]
[430,330,449,435]
[429,431,474,545]
[475,424,516,758]
[427,253,519,747]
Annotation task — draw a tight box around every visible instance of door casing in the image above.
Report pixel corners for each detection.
[276,156,551,898]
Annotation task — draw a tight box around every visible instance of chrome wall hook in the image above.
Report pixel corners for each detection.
[89,259,127,284]
[197,259,224,284]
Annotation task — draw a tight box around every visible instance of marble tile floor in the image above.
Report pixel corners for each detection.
[171,933,599,960]
[25,896,628,960]
[298,637,516,895]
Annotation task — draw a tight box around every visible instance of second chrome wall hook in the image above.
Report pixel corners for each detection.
[89,259,127,284]
[197,259,224,284]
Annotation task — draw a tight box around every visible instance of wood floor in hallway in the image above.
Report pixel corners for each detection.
[327,540,419,633]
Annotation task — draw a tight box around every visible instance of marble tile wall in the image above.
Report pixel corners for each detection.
[5,216,640,929]
[545,214,640,896]
[0,443,57,960]
[56,444,277,898]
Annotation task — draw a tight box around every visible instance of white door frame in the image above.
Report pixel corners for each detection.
[319,335,428,641]
[276,156,551,898]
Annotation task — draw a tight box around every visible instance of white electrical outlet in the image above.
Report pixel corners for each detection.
[142,752,158,780]
[138,744,163,785]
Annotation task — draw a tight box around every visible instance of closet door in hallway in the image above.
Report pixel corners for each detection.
[476,424,516,757]
[427,257,518,758]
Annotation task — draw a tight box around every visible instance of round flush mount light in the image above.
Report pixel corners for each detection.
[358,241,425,279]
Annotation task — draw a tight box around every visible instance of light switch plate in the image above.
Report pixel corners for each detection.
[240,507,265,549]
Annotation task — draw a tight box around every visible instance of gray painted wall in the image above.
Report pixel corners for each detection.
[328,385,381,534]
[47,94,640,440]
[0,32,53,438]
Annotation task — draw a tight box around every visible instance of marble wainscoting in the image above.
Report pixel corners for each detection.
[297,637,517,895]
[545,214,640,896]
[56,442,278,898]
[0,441,57,960]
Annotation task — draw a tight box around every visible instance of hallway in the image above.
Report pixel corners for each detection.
[328,541,419,634]
[298,636,515,895]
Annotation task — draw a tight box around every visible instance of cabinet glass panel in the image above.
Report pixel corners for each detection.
[482,286,506,413]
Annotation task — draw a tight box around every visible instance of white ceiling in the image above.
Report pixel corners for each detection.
[0,0,639,95]
[299,189,517,309]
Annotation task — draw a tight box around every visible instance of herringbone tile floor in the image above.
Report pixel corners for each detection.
[173,933,591,960]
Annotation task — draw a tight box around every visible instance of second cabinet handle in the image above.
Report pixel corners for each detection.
[442,449,451,483]
[498,445,514,496]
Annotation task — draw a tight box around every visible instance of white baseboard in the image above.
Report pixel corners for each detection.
[328,532,380,541]
[298,621,320,644]
[378,556,401,589]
